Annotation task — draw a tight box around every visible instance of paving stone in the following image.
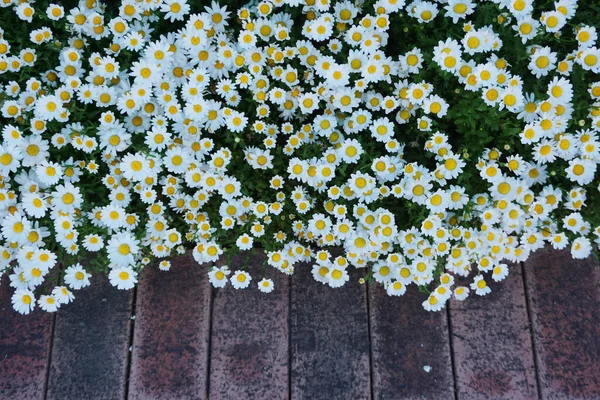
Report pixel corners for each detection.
[0,275,53,400]
[46,274,133,400]
[129,253,212,400]
[291,261,371,400]
[369,283,454,400]
[209,251,289,400]
[524,247,600,400]
[450,263,538,399]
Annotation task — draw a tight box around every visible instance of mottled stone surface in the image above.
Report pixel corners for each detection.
[450,263,538,399]
[0,275,53,400]
[524,247,600,400]
[209,251,289,400]
[46,274,132,400]
[4,245,600,400]
[129,253,212,400]
[291,262,371,400]
[369,283,454,400]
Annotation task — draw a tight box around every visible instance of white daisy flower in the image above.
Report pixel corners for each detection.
[423,293,445,312]
[22,192,48,219]
[51,183,82,213]
[35,161,63,186]
[208,265,230,288]
[413,1,439,24]
[38,295,60,312]
[453,286,470,301]
[231,270,251,289]
[571,237,592,259]
[120,153,152,182]
[257,278,274,293]
[106,232,139,267]
[236,233,254,250]
[565,158,596,185]
[101,205,128,230]
[327,267,349,288]
[529,47,557,78]
[52,286,75,304]
[1,212,31,243]
[46,4,65,21]
[470,275,492,296]
[445,0,475,23]
[338,139,364,164]
[12,289,36,315]
[82,234,104,252]
[64,264,92,290]
[109,267,138,290]
[158,260,171,271]
[491,263,509,282]
[161,0,191,21]
[386,281,407,296]
[0,143,22,175]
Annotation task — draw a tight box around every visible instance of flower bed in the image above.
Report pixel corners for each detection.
[1,0,599,315]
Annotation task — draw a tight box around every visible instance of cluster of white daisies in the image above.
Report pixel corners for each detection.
[0,0,599,315]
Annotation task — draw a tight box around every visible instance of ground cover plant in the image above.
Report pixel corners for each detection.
[1,0,599,314]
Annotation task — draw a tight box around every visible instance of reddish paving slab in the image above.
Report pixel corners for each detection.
[0,276,54,400]
[524,247,600,400]
[291,262,371,400]
[450,263,538,399]
[46,274,133,400]
[369,283,454,400]
[209,251,289,399]
[129,253,212,400]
